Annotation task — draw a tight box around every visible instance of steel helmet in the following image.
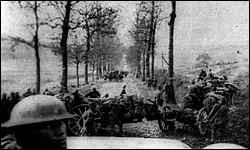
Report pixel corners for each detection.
[203,143,247,149]
[91,86,97,91]
[1,95,76,127]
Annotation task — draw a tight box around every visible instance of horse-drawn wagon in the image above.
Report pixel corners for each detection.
[49,90,160,136]
[156,77,239,141]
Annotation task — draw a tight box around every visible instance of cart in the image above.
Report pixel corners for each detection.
[157,79,238,140]
[66,95,160,136]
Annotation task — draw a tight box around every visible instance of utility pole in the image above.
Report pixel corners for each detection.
[162,52,164,74]
[161,52,167,75]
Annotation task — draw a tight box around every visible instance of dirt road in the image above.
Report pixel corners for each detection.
[94,75,246,149]
[98,76,143,98]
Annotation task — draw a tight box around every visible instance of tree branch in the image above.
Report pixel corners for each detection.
[49,1,65,19]
[7,36,34,48]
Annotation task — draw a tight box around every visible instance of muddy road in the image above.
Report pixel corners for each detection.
[95,76,212,149]
[92,75,247,149]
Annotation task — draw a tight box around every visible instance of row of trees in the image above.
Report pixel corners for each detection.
[126,1,176,103]
[6,1,124,93]
[126,1,170,81]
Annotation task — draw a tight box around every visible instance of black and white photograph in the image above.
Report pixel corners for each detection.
[1,1,249,149]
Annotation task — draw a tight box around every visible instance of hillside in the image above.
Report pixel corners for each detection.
[1,38,88,95]
[154,43,249,70]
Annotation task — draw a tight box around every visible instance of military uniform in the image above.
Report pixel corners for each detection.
[85,91,101,98]
[1,95,75,149]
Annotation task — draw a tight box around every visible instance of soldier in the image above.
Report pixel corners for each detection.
[146,78,152,90]
[43,88,53,95]
[204,69,214,81]
[1,95,76,149]
[103,93,109,98]
[120,85,127,98]
[181,84,204,111]
[152,79,158,90]
[14,92,21,101]
[108,101,127,136]
[198,69,207,81]
[85,86,101,98]
[32,88,36,95]
[207,97,229,141]
[85,102,102,136]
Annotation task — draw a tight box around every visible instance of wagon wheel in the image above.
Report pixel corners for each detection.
[197,108,209,135]
[67,104,91,136]
[158,115,175,133]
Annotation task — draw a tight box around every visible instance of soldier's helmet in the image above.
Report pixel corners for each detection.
[1,95,76,128]
[203,143,246,149]
[91,86,97,91]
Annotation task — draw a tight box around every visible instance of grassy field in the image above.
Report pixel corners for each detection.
[1,43,92,95]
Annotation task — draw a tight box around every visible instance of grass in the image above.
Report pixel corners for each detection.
[1,55,94,95]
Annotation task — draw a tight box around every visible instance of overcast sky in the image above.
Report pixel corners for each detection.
[2,1,248,45]
[1,1,249,67]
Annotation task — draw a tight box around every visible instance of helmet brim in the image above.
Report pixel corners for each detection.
[2,113,76,128]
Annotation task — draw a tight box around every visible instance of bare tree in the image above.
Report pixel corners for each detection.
[68,35,86,87]
[168,1,176,83]
[168,1,176,104]
[150,1,170,80]
[92,3,120,78]
[128,1,151,81]
[8,1,46,94]
[45,1,81,92]
[77,2,97,84]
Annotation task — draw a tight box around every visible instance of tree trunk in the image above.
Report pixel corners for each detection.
[146,45,150,79]
[142,49,146,81]
[96,57,99,80]
[98,58,102,78]
[34,1,40,94]
[96,2,102,79]
[107,56,110,71]
[92,64,95,81]
[60,1,72,93]
[103,55,106,73]
[150,1,155,80]
[76,63,79,87]
[135,13,141,79]
[168,1,176,83]
[167,1,176,104]
[85,62,88,84]
[146,26,152,79]
[99,36,103,79]
[151,21,156,80]
[85,20,90,84]
[137,51,141,79]
[111,62,113,71]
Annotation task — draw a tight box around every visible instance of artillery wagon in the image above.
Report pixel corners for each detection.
[157,77,239,141]
[103,70,125,82]
[43,86,158,136]
[53,92,161,136]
